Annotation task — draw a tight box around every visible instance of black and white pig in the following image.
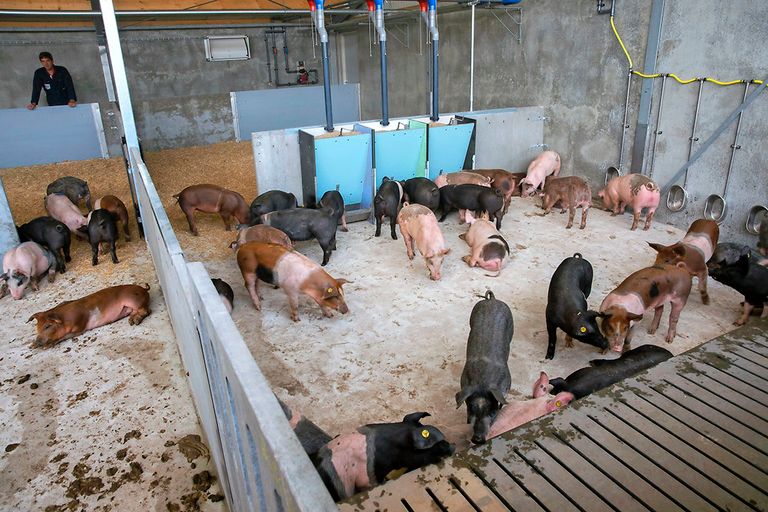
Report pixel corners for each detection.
[17,216,71,273]
[455,290,514,444]
[46,176,92,211]
[708,253,768,325]
[211,278,234,314]
[373,177,404,240]
[318,189,348,232]
[314,412,454,501]
[260,208,337,266]
[545,253,608,359]
[277,398,332,464]
[249,190,298,225]
[87,209,118,265]
[548,344,673,399]
[439,184,506,229]
[401,177,440,212]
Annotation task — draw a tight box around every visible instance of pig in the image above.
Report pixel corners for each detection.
[545,253,608,359]
[759,220,768,259]
[539,176,592,229]
[28,283,151,347]
[438,184,506,229]
[373,177,404,240]
[260,208,337,266]
[485,373,574,441]
[249,190,298,225]
[17,216,71,273]
[86,209,118,266]
[46,176,92,211]
[649,219,719,305]
[0,242,58,300]
[708,243,766,270]
[708,254,768,326]
[211,278,234,314]
[548,345,673,399]
[314,412,454,501]
[277,398,332,463]
[318,189,348,232]
[229,225,292,253]
[173,184,250,235]
[236,241,349,322]
[472,169,527,213]
[396,203,450,280]
[520,150,561,197]
[434,171,491,188]
[597,174,660,231]
[456,290,514,445]
[600,263,693,352]
[45,193,88,239]
[458,219,510,275]
[401,177,440,212]
[94,195,130,242]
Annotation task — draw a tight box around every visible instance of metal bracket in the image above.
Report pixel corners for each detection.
[530,143,548,150]
[536,115,550,123]
[388,23,410,48]
[484,5,522,44]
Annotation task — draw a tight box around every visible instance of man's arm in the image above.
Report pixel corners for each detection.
[27,69,42,110]
[62,67,77,107]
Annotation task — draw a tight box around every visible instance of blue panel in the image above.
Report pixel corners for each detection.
[353,124,375,210]
[374,129,426,188]
[0,105,105,168]
[427,124,474,180]
[314,134,371,207]
[234,84,360,139]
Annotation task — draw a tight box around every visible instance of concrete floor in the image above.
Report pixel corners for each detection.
[177,195,746,454]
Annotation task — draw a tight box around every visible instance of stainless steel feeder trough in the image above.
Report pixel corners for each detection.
[667,78,705,212]
[604,166,620,185]
[746,205,767,235]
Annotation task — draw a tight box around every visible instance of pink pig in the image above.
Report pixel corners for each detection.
[45,193,88,238]
[1,242,58,300]
[485,372,574,440]
[598,174,660,231]
[459,219,510,275]
[434,172,492,188]
[397,203,451,280]
[520,150,561,197]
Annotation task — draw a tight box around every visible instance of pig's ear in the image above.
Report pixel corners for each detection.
[647,242,664,252]
[491,389,507,406]
[455,388,473,408]
[27,312,41,323]
[626,312,643,322]
[228,240,237,250]
[0,272,7,281]
[441,247,451,256]
[402,412,430,425]
[673,245,686,257]
[335,278,352,287]
[411,426,440,449]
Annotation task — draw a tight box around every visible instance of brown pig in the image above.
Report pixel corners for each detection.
[539,176,592,229]
[649,219,719,305]
[236,242,349,322]
[434,171,491,188]
[229,225,293,253]
[173,184,250,236]
[597,174,660,230]
[600,264,692,352]
[472,169,527,212]
[459,219,510,275]
[397,203,451,280]
[28,284,151,347]
[94,195,131,242]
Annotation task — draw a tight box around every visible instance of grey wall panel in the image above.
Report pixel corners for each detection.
[0,103,108,168]
[232,84,361,140]
[252,129,304,205]
[468,107,545,173]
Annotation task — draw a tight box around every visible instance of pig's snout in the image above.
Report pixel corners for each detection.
[471,434,487,445]
[430,272,441,281]
[338,302,349,314]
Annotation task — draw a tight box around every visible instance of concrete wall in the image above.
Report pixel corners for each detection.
[354,0,767,245]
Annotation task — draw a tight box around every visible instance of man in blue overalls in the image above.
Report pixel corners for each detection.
[27,51,77,110]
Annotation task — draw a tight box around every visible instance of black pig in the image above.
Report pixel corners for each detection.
[46,176,92,211]
[401,177,440,212]
[709,254,768,325]
[318,189,348,232]
[261,208,337,265]
[549,344,673,399]
[373,177,403,240]
[314,412,454,501]
[249,190,298,225]
[439,184,505,229]
[211,278,234,314]
[17,216,71,273]
[545,253,608,359]
[87,209,118,265]
[708,242,766,269]
[456,290,513,444]
[277,398,332,464]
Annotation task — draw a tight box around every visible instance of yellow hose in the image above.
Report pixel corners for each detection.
[610,16,633,69]
[668,73,700,85]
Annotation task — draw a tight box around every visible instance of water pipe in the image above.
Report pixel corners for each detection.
[368,0,389,126]
[308,0,334,132]
[419,0,439,121]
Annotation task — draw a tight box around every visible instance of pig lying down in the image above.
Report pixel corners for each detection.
[459,219,510,276]
[28,284,151,347]
[1,242,59,300]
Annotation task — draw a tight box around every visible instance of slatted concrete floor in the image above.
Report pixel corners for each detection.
[340,320,768,512]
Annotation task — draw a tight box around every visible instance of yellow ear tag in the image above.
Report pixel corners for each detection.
[327,287,334,294]
[421,429,430,439]
[580,326,587,333]
[556,401,562,407]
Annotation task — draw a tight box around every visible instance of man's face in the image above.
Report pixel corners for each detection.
[40,57,54,71]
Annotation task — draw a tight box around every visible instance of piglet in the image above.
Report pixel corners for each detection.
[46,176,92,211]
[314,412,454,501]
[649,219,719,304]
[459,219,510,276]
[28,284,151,346]
[17,216,71,273]
[438,184,506,229]
[598,174,660,230]
[708,243,765,269]
[520,150,561,197]
[87,209,119,266]
[174,184,250,235]
[708,254,768,325]
[373,177,404,240]
[236,241,349,322]
[277,398,332,463]
[249,190,298,225]
[229,225,292,253]
[45,193,88,239]
[456,290,514,444]
[545,253,608,359]
[94,195,131,242]
[261,208,338,266]
[318,189,348,232]
[397,203,450,280]
[539,176,592,229]
[600,263,692,352]
[472,169,527,213]
[1,242,58,300]
[549,345,673,399]
[401,178,440,211]
[434,171,491,188]
[211,278,234,314]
